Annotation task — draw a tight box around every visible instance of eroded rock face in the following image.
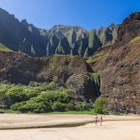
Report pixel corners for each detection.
[100,53,140,114]
[116,12,140,45]
[0,8,118,57]
[65,73,97,101]
[91,12,140,114]
[0,51,96,101]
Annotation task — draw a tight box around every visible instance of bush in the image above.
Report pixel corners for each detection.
[52,101,66,112]
[6,86,27,103]
[0,82,95,113]
[24,88,39,99]
[93,97,108,114]
[46,81,56,90]
[11,97,52,113]
[11,90,73,113]
[75,101,89,111]
[66,101,75,110]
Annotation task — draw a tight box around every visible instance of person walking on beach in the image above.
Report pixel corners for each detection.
[99,116,103,126]
[94,115,98,126]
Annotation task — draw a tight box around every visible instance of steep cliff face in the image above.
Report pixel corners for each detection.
[0,8,118,57]
[0,8,47,56]
[0,51,98,101]
[90,12,140,114]
[116,12,140,45]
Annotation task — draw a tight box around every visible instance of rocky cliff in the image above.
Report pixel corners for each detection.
[0,8,118,57]
[0,49,98,101]
[0,8,47,56]
[90,12,140,114]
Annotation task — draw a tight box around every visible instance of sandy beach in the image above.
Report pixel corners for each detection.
[0,114,140,140]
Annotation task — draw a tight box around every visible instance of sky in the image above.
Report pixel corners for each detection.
[0,0,140,30]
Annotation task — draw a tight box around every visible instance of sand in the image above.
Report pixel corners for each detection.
[0,114,140,140]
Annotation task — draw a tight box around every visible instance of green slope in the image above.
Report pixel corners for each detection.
[0,43,13,52]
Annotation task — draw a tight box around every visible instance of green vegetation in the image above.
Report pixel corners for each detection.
[103,40,115,47]
[0,43,13,52]
[91,73,101,87]
[0,81,95,113]
[46,81,56,90]
[0,81,110,114]
[86,48,110,64]
[129,36,140,44]
[0,109,20,114]
[10,91,72,113]
[47,110,95,115]
[86,56,93,63]
[93,97,108,114]
[49,55,62,72]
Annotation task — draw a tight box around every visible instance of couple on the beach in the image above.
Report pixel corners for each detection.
[94,115,103,126]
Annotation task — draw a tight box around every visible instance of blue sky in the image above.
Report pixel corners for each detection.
[0,0,140,30]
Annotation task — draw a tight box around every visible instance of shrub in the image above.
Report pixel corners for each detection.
[24,88,39,99]
[46,81,56,90]
[11,90,73,113]
[6,86,27,103]
[93,97,108,114]
[11,97,52,113]
[66,101,75,110]
[52,101,66,112]
[75,101,89,111]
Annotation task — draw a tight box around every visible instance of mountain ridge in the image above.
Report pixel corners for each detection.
[0,8,118,57]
